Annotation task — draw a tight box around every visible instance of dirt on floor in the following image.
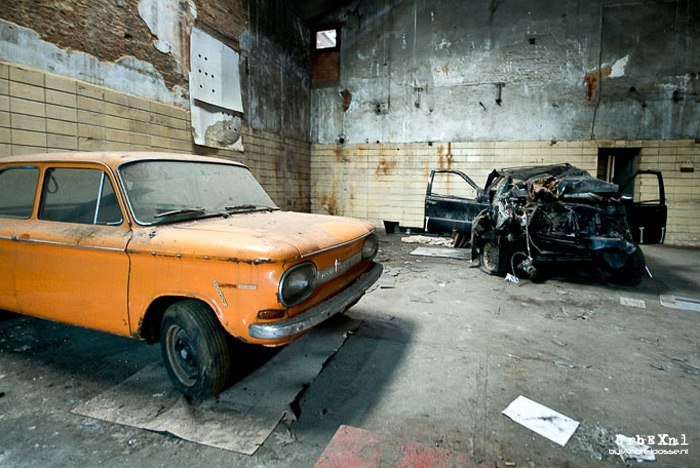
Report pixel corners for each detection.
[1,233,698,467]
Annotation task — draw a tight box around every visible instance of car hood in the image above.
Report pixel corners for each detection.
[128,211,374,262]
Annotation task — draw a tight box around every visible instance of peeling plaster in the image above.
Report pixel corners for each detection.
[0,19,186,106]
[609,55,629,78]
[138,0,197,73]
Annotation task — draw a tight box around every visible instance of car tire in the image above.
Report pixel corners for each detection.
[160,300,231,399]
[479,240,505,276]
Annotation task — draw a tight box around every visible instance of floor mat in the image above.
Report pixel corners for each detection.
[72,316,360,455]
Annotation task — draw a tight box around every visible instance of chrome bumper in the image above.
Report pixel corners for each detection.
[248,263,383,340]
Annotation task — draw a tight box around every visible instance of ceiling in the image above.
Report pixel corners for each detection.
[284,0,357,25]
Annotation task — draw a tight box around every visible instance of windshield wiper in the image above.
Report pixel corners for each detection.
[224,204,277,213]
[154,207,207,219]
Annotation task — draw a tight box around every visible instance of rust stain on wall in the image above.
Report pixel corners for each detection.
[442,63,449,75]
[318,193,338,215]
[584,65,612,104]
[333,146,342,162]
[438,142,453,170]
[340,88,352,112]
[375,158,396,176]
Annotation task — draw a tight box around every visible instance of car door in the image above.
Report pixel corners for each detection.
[0,165,41,312]
[424,169,490,235]
[618,170,667,244]
[13,164,133,335]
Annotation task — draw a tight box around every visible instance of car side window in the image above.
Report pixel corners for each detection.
[0,166,40,219]
[39,168,123,225]
[431,172,478,199]
[634,173,662,204]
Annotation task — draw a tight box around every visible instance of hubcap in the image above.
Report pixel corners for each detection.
[165,325,198,386]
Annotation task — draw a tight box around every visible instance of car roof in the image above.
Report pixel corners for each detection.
[0,151,248,169]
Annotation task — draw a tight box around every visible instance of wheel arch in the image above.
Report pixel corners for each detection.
[137,296,221,343]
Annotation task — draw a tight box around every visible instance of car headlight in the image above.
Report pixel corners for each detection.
[278,262,317,307]
[362,233,379,260]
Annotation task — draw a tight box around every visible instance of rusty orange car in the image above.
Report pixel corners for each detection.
[0,152,382,398]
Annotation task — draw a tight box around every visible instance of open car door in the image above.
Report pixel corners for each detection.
[618,170,667,244]
[424,169,490,236]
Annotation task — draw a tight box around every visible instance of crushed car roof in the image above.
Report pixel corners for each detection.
[488,163,619,197]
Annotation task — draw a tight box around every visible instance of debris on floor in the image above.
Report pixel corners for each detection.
[505,273,520,284]
[554,360,591,369]
[501,395,580,447]
[378,276,396,289]
[613,434,656,462]
[409,246,470,260]
[620,297,646,309]
[659,295,700,313]
[401,235,452,246]
[571,422,621,461]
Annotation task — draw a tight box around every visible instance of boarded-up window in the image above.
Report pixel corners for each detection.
[313,27,340,87]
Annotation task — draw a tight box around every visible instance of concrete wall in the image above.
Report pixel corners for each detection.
[0,0,311,209]
[312,0,699,144]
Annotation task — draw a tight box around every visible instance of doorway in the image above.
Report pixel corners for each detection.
[596,148,641,197]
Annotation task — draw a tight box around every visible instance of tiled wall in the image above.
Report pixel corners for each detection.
[311,140,700,246]
[0,62,310,212]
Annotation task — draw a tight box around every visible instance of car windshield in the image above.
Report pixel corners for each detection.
[119,160,278,225]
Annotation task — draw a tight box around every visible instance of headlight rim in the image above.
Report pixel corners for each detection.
[362,233,379,260]
[278,262,317,307]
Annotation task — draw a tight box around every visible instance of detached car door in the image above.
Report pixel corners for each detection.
[424,169,490,235]
[13,165,132,335]
[618,170,667,244]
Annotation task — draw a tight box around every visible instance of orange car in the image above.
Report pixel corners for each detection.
[0,152,382,398]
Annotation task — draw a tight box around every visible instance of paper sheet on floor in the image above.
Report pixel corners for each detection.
[72,316,360,455]
[502,395,579,447]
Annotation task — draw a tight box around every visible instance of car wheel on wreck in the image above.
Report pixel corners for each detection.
[161,300,231,399]
[596,247,646,285]
[479,239,510,277]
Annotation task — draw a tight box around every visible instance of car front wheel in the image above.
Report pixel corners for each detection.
[160,300,231,399]
[480,240,504,276]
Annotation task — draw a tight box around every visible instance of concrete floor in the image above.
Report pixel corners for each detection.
[1,233,698,467]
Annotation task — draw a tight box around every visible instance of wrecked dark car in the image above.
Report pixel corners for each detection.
[424,164,666,284]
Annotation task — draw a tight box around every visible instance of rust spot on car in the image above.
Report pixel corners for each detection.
[333,147,342,162]
[227,257,273,265]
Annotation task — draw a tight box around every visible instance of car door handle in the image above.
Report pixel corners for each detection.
[426,200,437,205]
[12,233,31,242]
